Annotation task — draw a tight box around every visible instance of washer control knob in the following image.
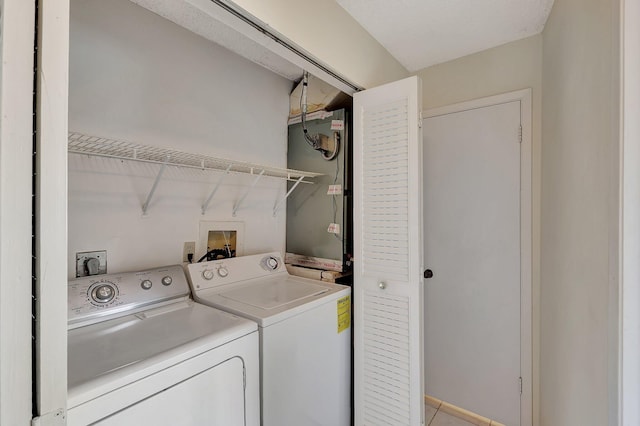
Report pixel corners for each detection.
[202,269,215,280]
[92,283,116,303]
[141,279,152,290]
[261,256,279,271]
[161,276,172,286]
[217,267,229,278]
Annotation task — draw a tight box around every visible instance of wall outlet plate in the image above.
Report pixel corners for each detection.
[76,250,107,277]
[183,241,195,263]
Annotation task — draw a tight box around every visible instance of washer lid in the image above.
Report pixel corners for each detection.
[219,279,329,309]
[195,275,351,327]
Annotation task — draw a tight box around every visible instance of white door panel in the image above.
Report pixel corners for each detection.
[424,100,521,426]
[354,76,423,425]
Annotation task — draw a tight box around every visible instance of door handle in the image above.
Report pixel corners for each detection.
[378,281,387,290]
[423,269,433,279]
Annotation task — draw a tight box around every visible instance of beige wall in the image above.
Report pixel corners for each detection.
[230,0,409,88]
[541,0,620,424]
[415,35,542,426]
[416,35,542,111]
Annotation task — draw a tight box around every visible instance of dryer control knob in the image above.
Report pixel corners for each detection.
[141,279,152,290]
[217,267,229,278]
[161,276,172,286]
[91,283,116,303]
[202,269,215,280]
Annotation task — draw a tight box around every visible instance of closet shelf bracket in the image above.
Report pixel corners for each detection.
[273,175,305,216]
[142,155,170,215]
[201,163,233,215]
[232,169,265,217]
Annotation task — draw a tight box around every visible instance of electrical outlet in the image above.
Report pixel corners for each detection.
[76,250,107,277]
[183,241,196,263]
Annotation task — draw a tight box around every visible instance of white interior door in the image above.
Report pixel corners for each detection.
[354,76,424,425]
[423,96,529,426]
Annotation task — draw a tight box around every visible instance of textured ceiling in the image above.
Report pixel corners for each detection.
[335,0,555,72]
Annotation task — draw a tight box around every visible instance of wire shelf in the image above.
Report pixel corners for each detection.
[68,132,323,181]
[68,131,322,215]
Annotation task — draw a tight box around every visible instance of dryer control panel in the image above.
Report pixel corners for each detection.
[187,252,286,292]
[68,264,189,327]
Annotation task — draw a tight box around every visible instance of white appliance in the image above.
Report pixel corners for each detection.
[187,252,352,426]
[67,265,260,426]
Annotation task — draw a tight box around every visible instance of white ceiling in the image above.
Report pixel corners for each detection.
[335,0,555,72]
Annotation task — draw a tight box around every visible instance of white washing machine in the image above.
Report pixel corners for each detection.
[187,252,351,426]
[67,264,260,426]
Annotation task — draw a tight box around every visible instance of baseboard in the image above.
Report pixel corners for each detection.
[424,394,505,426]
[424,394,442,409]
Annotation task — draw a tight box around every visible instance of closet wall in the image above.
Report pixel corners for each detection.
[68,0,292,277]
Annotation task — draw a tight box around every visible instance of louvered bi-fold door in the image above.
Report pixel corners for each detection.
[353,76,424,426]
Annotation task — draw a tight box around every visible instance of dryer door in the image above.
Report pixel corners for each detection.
[96,356,247,425]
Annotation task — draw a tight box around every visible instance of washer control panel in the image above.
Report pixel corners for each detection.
[68,264,189,326]
[187,252,286,291]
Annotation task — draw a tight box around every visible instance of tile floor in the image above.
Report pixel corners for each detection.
[425,404,475,426]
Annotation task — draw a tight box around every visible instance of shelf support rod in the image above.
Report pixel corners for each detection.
[201,164,233,215]
[141,155,170,215]
[273,175,305,216]
[232,169,265,217]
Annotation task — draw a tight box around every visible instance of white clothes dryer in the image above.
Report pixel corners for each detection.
[187,252,351,426]
[67,264,259,426]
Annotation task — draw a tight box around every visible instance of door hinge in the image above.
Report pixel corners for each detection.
[519,376,523,395]
[518,124,523,143]
[418,112,423,128]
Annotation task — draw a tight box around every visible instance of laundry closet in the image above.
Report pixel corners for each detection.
[65,0,354,424]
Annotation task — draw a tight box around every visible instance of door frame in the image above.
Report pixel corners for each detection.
[621,0,640,424]
[0,1,36,424]
[33,0,70,422]
[421,88,532,426]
